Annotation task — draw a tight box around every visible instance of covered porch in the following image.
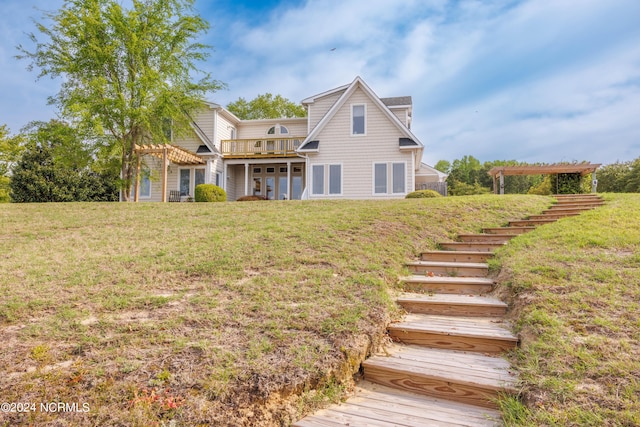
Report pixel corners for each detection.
[224,159,306,201]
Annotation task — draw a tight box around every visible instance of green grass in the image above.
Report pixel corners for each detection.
[7,194,638,426]
[495,193,640,426]
[0,195,550,426]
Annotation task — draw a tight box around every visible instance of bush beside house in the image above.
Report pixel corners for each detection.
[194,184,226,202]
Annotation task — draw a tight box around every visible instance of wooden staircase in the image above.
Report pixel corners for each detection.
[294,194,603,426]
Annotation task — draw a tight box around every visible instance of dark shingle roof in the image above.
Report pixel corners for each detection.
[196,145,212,154]
[381,96,412,107]
[298,140,319,151]
[399,137,418,147]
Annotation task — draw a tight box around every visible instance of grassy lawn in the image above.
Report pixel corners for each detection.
[0,195,550,426]
[495,193,640,426]
[2,194,637,426]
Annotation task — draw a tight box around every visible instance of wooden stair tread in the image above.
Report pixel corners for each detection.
[397,293,507,308]
[294,381,501,426]
[457,234,517,242]
[438,242,506,252]
[401,275,495,285]
[482,226,535,234]
[390,313,517,341]
[407,260,489,269]
[420,250,494,262]
[364,345,517,390]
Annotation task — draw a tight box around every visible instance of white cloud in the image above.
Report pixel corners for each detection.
[2,0,639,165]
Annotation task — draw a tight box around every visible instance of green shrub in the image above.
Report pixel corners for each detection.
[528,176,552,195]
[405,189,442,199]
[194,184,226,202]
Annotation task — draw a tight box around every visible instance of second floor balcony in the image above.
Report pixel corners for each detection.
[220,137,305,159]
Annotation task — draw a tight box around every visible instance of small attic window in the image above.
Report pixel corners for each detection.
[267,125,289,135]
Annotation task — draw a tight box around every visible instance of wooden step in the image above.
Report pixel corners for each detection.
[553,201,604,207]
[397,293,507,317]
[509,218,556,227]
[545,206,594,213]
[363,345,517,408]
[293,381,501,426]
[400,275,495,294]
[438,242,506,252]
[528,213,579,220]
[482,226,535,235]
[554,194,602,200]
[458,234,517,243]
[406,260,488,277]
[388,313,518,354]
[420,250,493,263]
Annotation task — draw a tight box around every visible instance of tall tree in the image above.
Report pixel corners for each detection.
[18,0,223,200]
[434,160,451,174]
[10,120,118,202]
[227,93,307,120]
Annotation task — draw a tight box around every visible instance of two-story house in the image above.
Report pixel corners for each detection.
[131,76,443,202]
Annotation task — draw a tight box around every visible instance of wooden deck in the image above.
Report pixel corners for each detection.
[294,381,501,426]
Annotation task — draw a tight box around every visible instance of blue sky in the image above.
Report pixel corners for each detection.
[1,0,639,165]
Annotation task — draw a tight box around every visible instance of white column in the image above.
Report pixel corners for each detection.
[244,163,250,196]
[287,160,291,200]
[223,162,228,192]
[499,171,505,195]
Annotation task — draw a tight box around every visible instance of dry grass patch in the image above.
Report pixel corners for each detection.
[0,196,551,426]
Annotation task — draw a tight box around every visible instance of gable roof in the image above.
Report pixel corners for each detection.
[298,76,424,155]
[301,84,350,105]
[381,96,412,107]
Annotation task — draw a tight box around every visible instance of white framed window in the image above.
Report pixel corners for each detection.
[352,104,366,135]
[373,162,406,195]
[179,169,190,196]
[312,164,324,195]
[312,164,342,196]
[139,170,151,198]
[267,125,289,135]
[392,163,405,194]
[130,168,151,199]
[179,168,206,197]
[329,164,342,195]
[374,163,387,194]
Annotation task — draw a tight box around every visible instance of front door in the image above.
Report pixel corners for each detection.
[250,164,304,200]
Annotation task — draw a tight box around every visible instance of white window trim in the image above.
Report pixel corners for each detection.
[311,164,325,196]
[139,173,152,199]
[267,124,289,135]
[178,167,206,197]
[392,162,407,194]
[372,162,408,195]
[310,163,343,196]
[328,163,343,196]
[372,163,387,195]
[351,103,366,136]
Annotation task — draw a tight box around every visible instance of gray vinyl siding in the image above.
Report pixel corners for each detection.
[308,87,414,199]
[308,90,345,133]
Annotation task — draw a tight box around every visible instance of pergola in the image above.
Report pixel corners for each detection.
[487,163,601,194]
[133,144,205,202]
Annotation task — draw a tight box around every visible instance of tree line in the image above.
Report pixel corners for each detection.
[0,0,312,203]
[435,155,640,195]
